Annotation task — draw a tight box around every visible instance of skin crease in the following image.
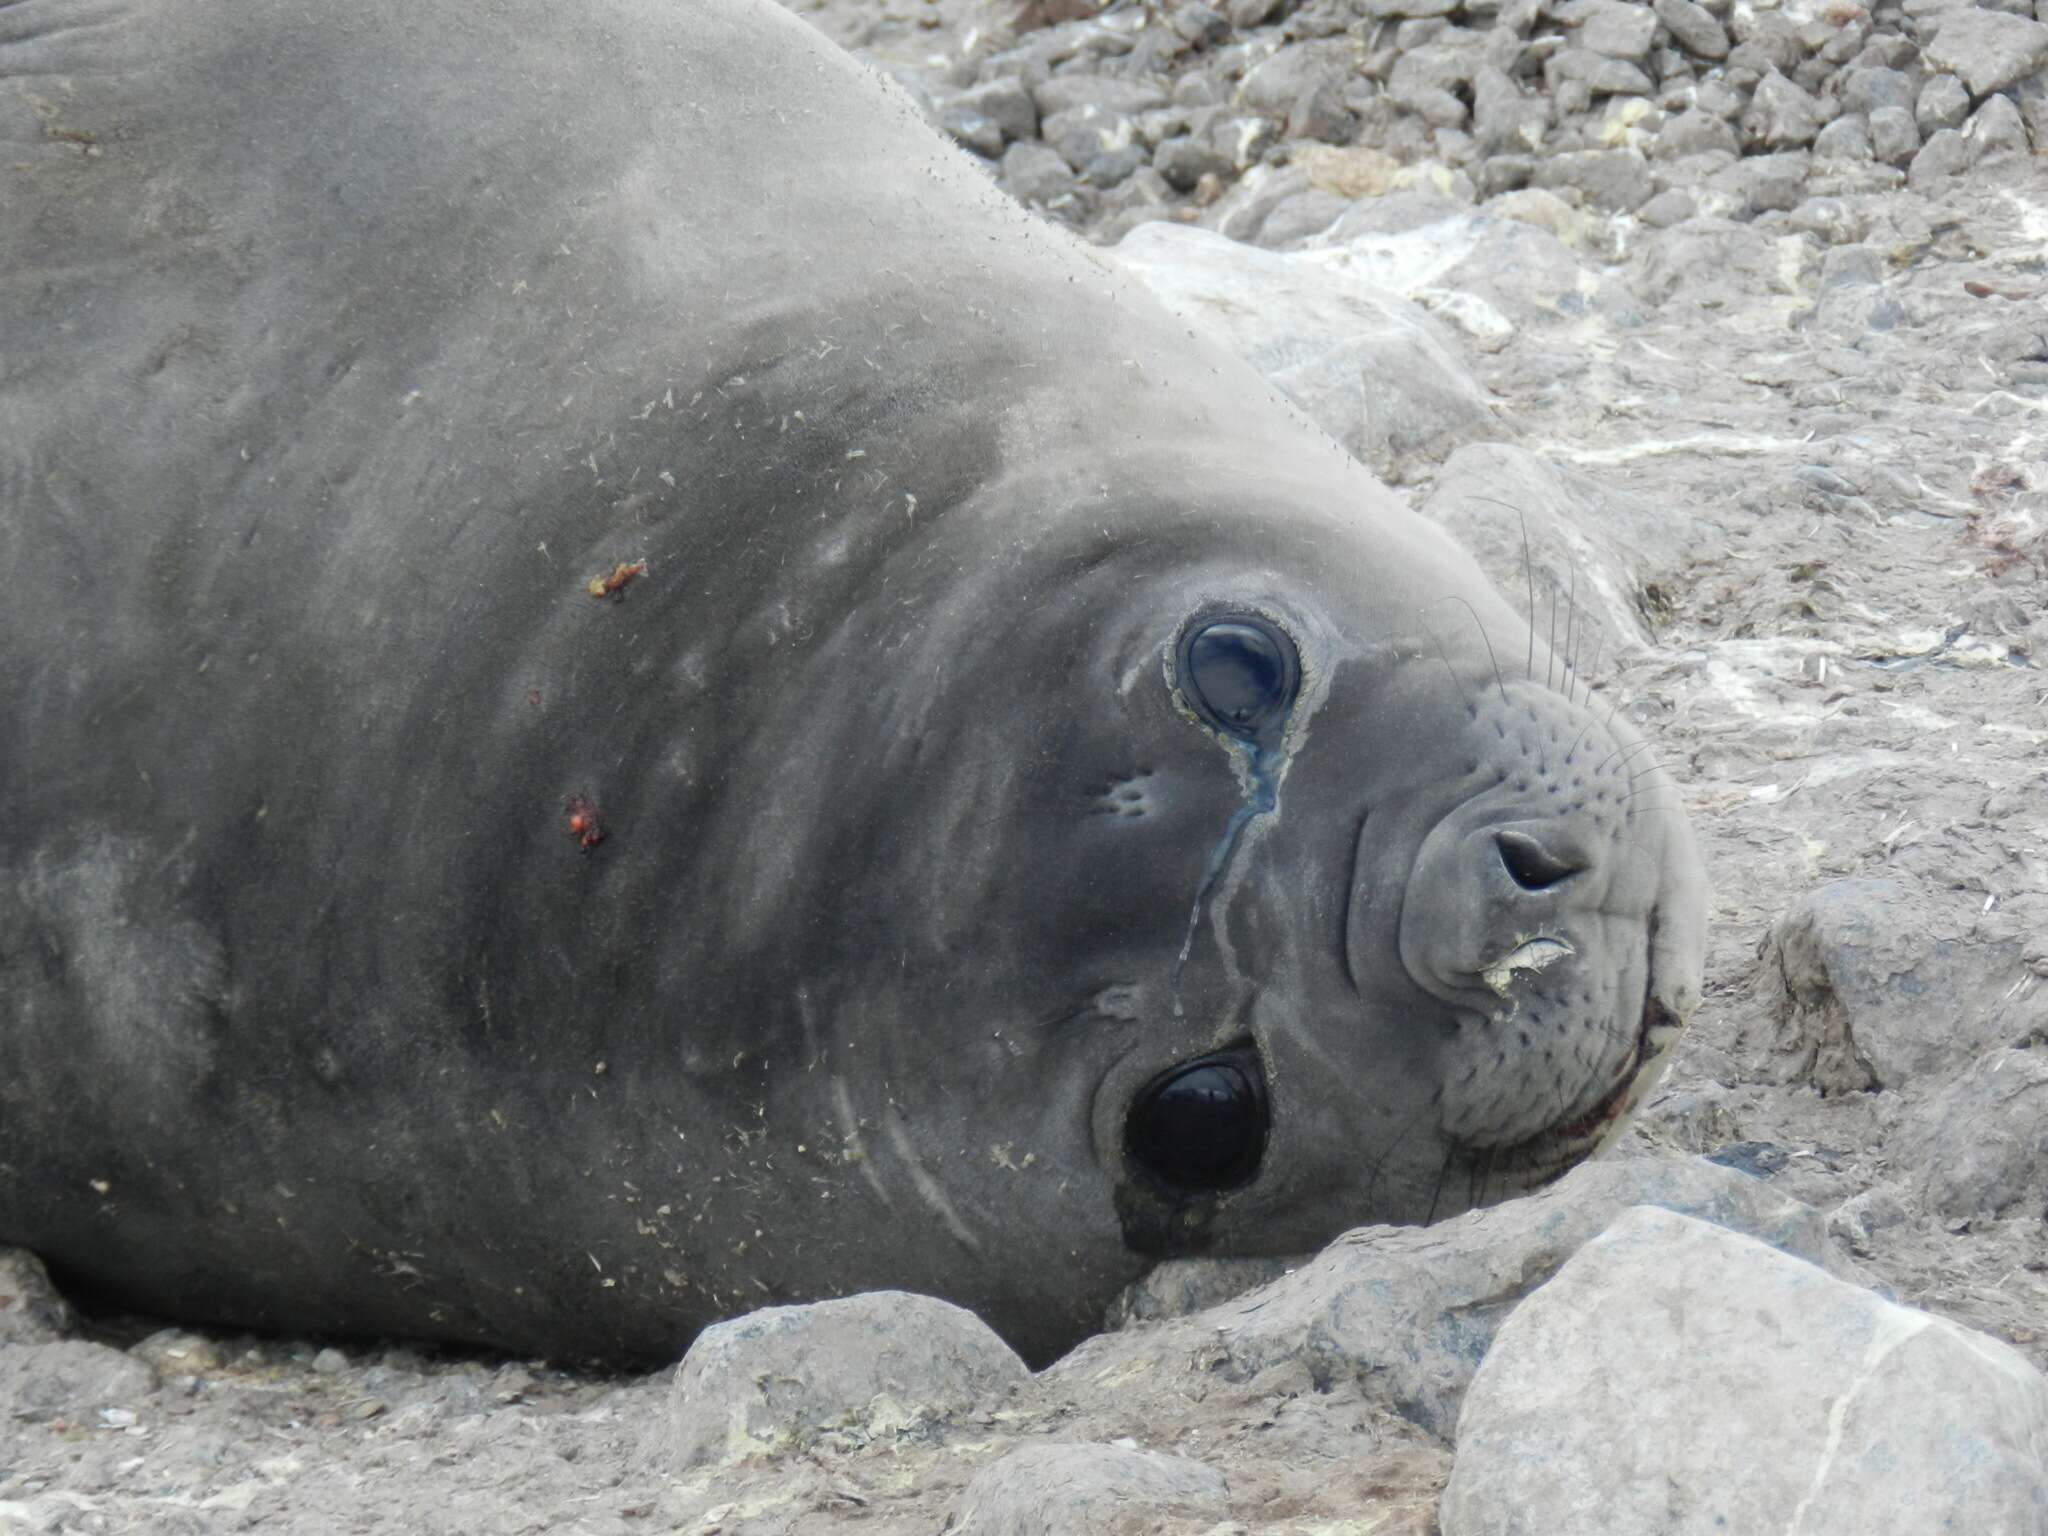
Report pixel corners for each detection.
[0,0,1706,1365]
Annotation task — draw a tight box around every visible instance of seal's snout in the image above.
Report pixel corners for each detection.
[1397,816,1598,1007]
[1493,828,1583,892]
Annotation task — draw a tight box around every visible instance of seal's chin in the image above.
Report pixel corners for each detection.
[1449,986,1678,1190]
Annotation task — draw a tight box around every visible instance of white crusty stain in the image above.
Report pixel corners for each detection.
[1479,936,1576,996]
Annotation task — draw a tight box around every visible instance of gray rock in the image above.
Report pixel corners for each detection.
[1439,1208,2048,1536]
[1360,0,1460,17]
[948,76,1041,144]
[1654,0,1731,59]
[1726,10,1807,73]
[1206,110,1280,169]
[1916,70,1973,130]
[1252,187,1353,245]
[1226,0,1287,24]
[1111,220,1498,480]
[941,108,1006,158]
[1422,441,1711,649]
[1471,64,1550,153]
[951,1443,1230,1535]
[1153,133,1234,190]
[1813,111,1875,159]
[1753,879,2048,1093]
[1923,8,2048,95]
[1236,38,1358,116]
[1041,103,1139,168]
[1967,90,2031,157]
[0,1249,76,1346]
[1560,0,1659,59]
[667,1292,1028,1469]
[1108,1257,1294,1329]
[1079,142,1149,187]
[1057,1154,1853,1439]
[1827,1186,1910,1258]
[1908,123,1976,186]
[1706,147,1811,215]
[1001,139,1079,204]
[1742,68,1825,147]
[1032,74,1169,117]
[1390,46,1474,125]
[1838,63,1916,117]
[1897,1047,2048,1220]
[1288,78,1358,141]
[1869,101,1923,163]
[1654,106,1741,158]
[1543,46,1655,99]
[1636,186,1699,226]
[0,1340,158,1422]
[1530,146,1654,212]
[1169,2,1230,47]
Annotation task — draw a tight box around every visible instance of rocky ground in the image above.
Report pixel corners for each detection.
[5,0,2047,1530]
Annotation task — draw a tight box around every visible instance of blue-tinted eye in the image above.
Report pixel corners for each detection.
[1178,617,1297,743]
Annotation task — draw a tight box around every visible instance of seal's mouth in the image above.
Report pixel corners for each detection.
[1450,985,1679,1186]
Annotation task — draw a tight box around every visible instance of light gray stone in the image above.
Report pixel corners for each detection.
[1543,46,1655,98]
[1112,221,1497,480]
[1897,1047,2048,1220]
[1704,148,1811,215]
[951,1443,1229,1535]
[1813,111,1875,159]
[1869,101,1923,163]
[1390,46,1474,125]
[1636,186,1699,226]
[1423,441,1717,646]
[1916,70,1973,130]
[0,1249,76,1346]
[1040,104,1139,169]
[1361,0,1459,16]
[1471,64,1549,153]
[1560,0,1659,59]
[1530,147,1655,212]
[666,1292,1028,1469]
[0,1341,158,1422]
[1654,0,1731,59]
[1742,68,1825,147]
[1755,880,2048,1092]
[1839,63,1916,117]
[1001,140,1079,204]
[1654,106,1741,158]
[1152,133,1233,191]
[1967,90,2031,157]
[948,76,1040,144]
[1923,7,2048,95]
[1055,1153,1856,1438]
[1908,123,1974,185]
[1236,38,1359,115]
[1031,74,1169,117]
[1439,1208,2048,1536]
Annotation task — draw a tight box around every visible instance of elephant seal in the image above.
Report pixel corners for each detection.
[0,0,1705,1366]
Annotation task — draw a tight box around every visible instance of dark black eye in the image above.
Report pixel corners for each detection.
[1124,1047,1268,1191]
[1496,830,1581,891]
[1178,616,1298,744]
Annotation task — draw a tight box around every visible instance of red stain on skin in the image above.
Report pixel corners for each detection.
[586,560,649,601]
[564,793,606,850]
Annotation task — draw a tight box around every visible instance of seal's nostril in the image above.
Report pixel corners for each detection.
[1496,830,1581,891]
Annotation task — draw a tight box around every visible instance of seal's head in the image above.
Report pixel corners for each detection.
[706,431,1707,1360]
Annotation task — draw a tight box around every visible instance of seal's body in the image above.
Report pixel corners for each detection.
[1,0,1705,1364]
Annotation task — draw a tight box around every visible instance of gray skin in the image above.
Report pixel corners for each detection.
[0,0,1706,1367]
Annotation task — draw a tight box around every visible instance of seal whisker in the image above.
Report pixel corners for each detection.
[1425,596,1510,707]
